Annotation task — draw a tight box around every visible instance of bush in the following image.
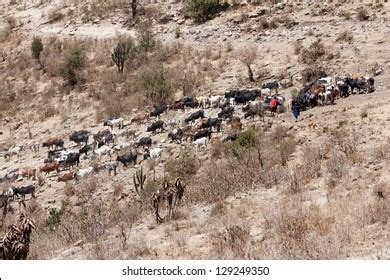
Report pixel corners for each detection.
[48,10,64,23]
[299,39,327,64]
[31,37,44,64]
[136,62,173,105]
[60,45,86,87]
[336,31,353,43]
[301,66,327,83]
[111,37,134,74]
[165,151,199,181]
[356,8,369,21]
[183,0,222,23]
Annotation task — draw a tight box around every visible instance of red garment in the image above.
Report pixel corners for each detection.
[270,98,278,108]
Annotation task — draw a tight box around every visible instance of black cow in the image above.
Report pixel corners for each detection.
[345,78,364,94]
[147,120,164,134]
[150,105,167,118]
[200,118,222,132]
[79,144,92,156]
[116,153,137,167]
[218,106,234,119]
[97,132,115,148]
[262,81,280,91]
[69,130,89,145]
[223,134,238,142]
[10,185,36,200]
[193,129,212,141]
[136,137,152,149]
[234,90,259,105]
[64,153,80,168]
[180,96,199,108]
[184,110,204,124]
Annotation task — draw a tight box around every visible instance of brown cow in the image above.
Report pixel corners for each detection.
[131,112,149,124]
[42,137,64,150]
[21,168,36,180]
[57,172,75,182]
[39,162,60,175]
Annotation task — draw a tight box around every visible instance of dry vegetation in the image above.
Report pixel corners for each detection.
[1,0,389,260]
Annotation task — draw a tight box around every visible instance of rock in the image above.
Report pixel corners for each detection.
[374,69,383,76]
[177,19,185,25]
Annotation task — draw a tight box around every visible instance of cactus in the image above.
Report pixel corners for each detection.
[133,167,146,194]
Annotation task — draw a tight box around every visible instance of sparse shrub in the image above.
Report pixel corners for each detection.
[137,62,173,105]
[60,44,86,87]
[131,0,139,19]
[210,225,250,258]
[6,16,17,29]
[336,31,354,43]
[300,39,327,64]
[137,22,156,53]
[360,107,368,118]
[45,208,64,232]
[31,37,44,65]
[183,0,222,23]
[356,8,369,21]
[301,66,327,83]
[48,10,64,23]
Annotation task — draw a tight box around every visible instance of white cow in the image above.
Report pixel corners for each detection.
[194,137,208,151]
[75,167,94,181]
[93,146,112,160]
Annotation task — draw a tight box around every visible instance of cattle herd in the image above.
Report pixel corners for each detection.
[0,73,376,222]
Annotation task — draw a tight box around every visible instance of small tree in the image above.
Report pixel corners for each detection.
[31,37,43,65]
[137,22,156,53]
[239,47,257,82]
[111,38,134,74]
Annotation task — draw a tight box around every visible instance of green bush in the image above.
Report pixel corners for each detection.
[183,0,222,23]
[165,151,199,181]
[137,62,173,105]
[60,45,86,87]
[31,37,44,64]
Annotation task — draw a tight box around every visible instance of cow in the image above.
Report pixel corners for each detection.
[144,148,162,161]
[194,137,208,151]
[150,105,167,118]
[104,118,124,129]
[218,106,234,120]
[234,90,259,105]
[104,161,117,176]
[169,101,186,111]
[147,121,165,134]
[200,118,222,132]
[116,153,137,167]
[193,129,212,141]
[79,144,93,156]
[42,138,64,150]
[69,130,89,145]
[64,153,80,168]
[262,81,280,93]
[136,137,152,149]
[168,128,184,143]
[93,146,112,161]
[184,110,204,124]
[75,167,94,181]
[57,172,75,182]
[21,168,36,180]
[96,132,116,148]
[8,185,36,200]
[39,162,60,175]
[180,96,199,108]
[131,112,149,124]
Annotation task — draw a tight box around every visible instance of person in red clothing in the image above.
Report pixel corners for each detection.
[270,96,278,115]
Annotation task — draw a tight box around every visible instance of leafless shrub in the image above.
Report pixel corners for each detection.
[301,66,328,83]
[238,46,257,82]
[336,31,354,43]
[210,225,251,259]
